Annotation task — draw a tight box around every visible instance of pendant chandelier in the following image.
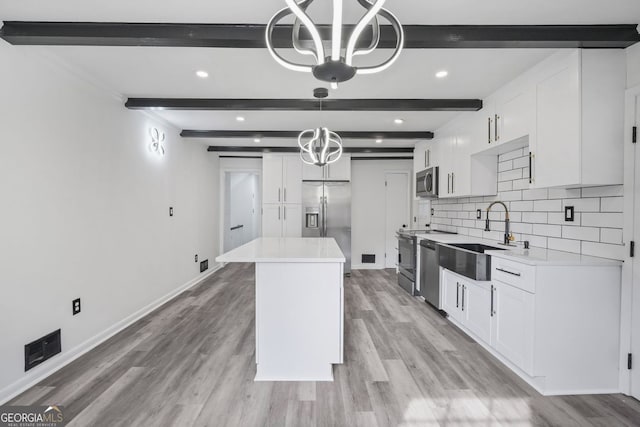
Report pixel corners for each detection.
[266,0,404,87]
[298,88,343,166]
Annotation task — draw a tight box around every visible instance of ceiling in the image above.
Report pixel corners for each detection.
[2,0,639,149]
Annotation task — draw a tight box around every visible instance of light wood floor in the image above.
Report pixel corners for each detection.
[10,263,640,426]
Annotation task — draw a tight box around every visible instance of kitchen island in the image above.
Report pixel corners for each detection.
[216,237,345,381]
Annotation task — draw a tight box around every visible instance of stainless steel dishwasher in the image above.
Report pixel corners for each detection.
[419,239,441,308]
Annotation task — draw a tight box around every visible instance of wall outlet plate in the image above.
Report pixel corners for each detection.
[195,254,198,263]
[565,206,575,222]
[169,207,174,217]
[72,298,81,315]
[476,209,482,219]
[431,208,435,216]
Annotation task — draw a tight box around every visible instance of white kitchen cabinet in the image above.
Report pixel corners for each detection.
[282,204,302,237]
[443,253,621,395]
[262,204,283,238]
[263,154,303,237]
[495,88,533,145]
[442,269,492,344]
[302,154,351,181]
[464,279,493,345]
[262,204,302,238]
[263,154,302,204]
[326,154,351,181]
[283,156,302,203]
[529,50,625,188]
[442,268,462,322]
[263,155,284,204]
[490,280,535,376]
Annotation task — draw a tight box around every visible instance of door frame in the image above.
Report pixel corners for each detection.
[384,170,412,269]
[219,168,262,256]
[621,84,640,396]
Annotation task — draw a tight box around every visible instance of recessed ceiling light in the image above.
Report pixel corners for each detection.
[254,138,261,143]
[435,70,449,78]
[236,116,245,122]
[196,70,209,78]
[376,139,383,144]
[394,118,404,125]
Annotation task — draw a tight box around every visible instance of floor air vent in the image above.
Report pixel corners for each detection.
[361,254,376,264]
[25,329,61,372]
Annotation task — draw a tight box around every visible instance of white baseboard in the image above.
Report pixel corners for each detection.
[0,264,223,405]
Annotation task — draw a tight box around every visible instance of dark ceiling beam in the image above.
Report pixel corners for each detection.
[206,146,414,154]
[181,130,434,139]
[126,98,482,112]
[1,22,637,49]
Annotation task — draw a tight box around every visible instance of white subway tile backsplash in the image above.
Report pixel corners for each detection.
[499,149,525,161]
[600,228,624,244]
[532,224,562,237]
[562,226,600,242]
[522,188,549,200]
[581,212,624,228]
[499,160,513,172]
[533,200,562,212]
[600,196,624,212]
[513,156,530,169]
[562,198,600,212]
[429,146,625,260]
[509,201,534,212]
[548,237,581,253]
[499,169,523,182]
[581,241,626,260]
[498,181,513,192]
[522,212,548,223]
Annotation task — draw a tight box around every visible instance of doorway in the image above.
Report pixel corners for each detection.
[385,172,410,268]
[223,172,261,252]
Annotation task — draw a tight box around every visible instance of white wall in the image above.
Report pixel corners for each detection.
[351,159,413,269]
[627,43,640,88]
[0,42,220,402]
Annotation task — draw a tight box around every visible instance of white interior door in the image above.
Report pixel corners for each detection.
[385,172,409,268]
[631,95,640,400]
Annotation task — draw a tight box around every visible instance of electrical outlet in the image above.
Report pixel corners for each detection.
[195,254,198,262]
[565,206,575,222]
[430,208,435,216]
[169,207,174,217]
[476,209,482,219]
[72,298,81,315]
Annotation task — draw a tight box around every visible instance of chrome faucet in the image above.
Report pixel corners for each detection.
[485,201,515,246]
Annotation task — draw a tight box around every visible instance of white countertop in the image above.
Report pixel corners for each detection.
[416,232,622,267]
[216,237,346,263]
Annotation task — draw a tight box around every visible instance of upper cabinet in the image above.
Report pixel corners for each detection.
[422,49,625,198]
[530,50,625,188]
[302,154,351,181]
[263,154,302,204]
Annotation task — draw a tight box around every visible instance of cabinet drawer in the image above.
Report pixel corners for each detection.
[491,257,535,293]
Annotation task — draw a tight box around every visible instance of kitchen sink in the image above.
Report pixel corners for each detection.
[438,243,507,281]
[448,243,507,254]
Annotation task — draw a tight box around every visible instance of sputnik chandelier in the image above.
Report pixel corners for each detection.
[298,88,343,166]
[266,0,404,87]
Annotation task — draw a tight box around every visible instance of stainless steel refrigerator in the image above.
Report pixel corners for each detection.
[302,181,351,274]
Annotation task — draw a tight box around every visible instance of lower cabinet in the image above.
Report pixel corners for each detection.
[262,203,302,238]
[490,280,535,376]
[442,256,621,395]
[441,270,492,344]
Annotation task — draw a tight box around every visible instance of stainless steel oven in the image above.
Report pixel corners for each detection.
[396,229,426,296]
[416,167,439,198]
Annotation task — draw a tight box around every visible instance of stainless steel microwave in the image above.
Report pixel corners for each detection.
[416,167,438,198]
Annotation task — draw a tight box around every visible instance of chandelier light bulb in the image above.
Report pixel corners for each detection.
[266,0,404,85]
